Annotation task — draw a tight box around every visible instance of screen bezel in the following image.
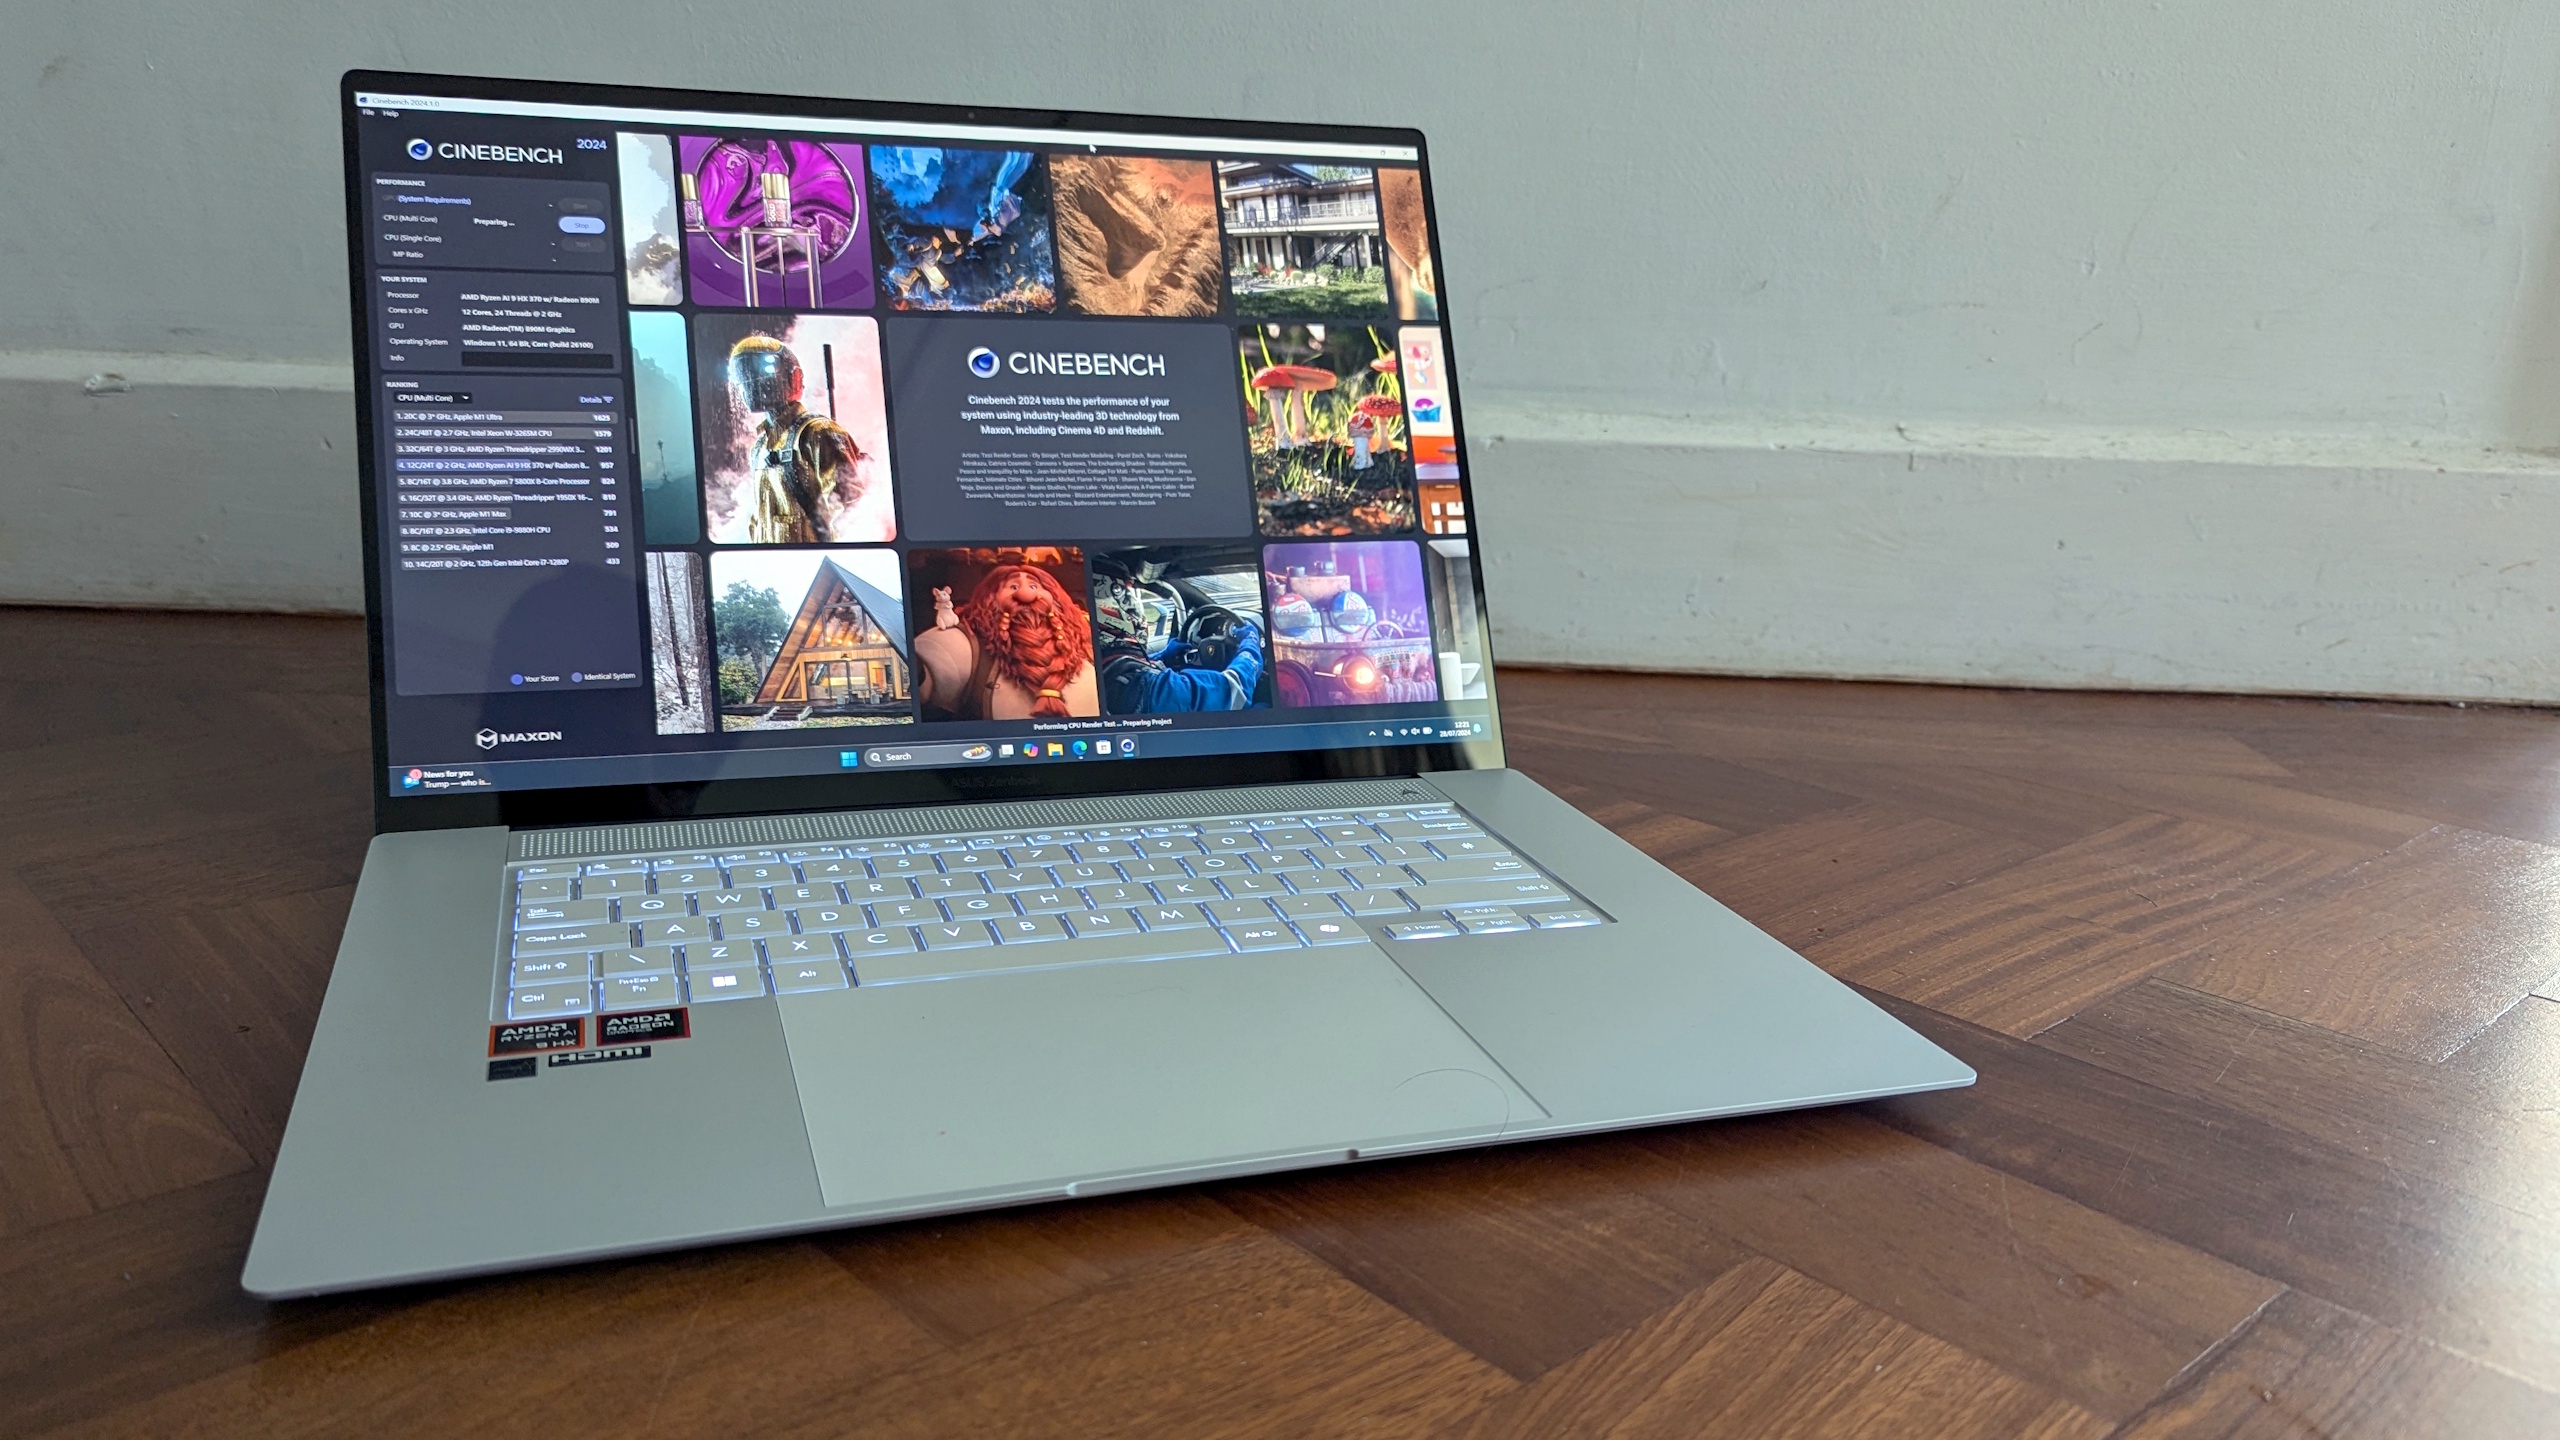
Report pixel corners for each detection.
[341,68,1506,835]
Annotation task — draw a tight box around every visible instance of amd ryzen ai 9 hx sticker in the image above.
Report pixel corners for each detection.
[489,1017,585,1055]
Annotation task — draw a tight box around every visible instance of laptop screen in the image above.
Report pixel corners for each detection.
[346,78,1497,810]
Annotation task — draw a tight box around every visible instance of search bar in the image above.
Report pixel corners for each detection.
[857,742,998,768]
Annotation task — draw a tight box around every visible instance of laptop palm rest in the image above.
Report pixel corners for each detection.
[776,946,1547,1209]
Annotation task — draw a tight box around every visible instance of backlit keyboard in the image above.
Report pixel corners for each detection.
[498,802,1605,1022]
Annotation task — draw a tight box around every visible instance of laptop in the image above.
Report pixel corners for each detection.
[243,70,1972,1297]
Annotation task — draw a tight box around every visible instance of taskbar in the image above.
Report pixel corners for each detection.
[389,711,1493,796]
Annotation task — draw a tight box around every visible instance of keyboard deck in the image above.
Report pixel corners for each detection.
[498,802,1605,1022]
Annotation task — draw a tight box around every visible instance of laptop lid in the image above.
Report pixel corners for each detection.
[341,71,1503,834]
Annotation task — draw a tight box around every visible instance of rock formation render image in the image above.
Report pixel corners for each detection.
[1051,155,1224,318]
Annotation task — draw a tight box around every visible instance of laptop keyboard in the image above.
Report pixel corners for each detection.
[498,802,1606,1022]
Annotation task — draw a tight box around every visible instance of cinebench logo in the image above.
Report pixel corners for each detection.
[474,729,563,750]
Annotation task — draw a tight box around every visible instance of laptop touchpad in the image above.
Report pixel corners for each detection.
[775,947,1545,1210]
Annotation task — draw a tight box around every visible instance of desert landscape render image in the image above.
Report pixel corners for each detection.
[1052,155,1223,318]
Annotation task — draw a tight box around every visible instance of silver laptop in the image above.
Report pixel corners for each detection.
[244,71,1971,1297]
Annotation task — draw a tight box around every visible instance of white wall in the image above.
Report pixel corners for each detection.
[5,1,2557,699]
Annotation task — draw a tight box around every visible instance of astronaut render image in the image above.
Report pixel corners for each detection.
[727,335,870,545]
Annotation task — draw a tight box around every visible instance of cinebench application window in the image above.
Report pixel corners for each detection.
[357,92,1491,796]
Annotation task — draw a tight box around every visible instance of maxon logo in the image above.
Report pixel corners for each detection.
[967,347,1000,379]
[475,728,563,750]
[406,138,432,161]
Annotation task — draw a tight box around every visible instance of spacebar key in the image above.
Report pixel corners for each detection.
[852,927,1234,985]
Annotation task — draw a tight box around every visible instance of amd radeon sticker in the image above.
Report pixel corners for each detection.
[599,1008,689,1044]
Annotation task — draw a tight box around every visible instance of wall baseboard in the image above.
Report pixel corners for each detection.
[4,356,2553,704]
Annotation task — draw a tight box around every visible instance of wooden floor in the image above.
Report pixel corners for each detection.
[4,607,2557,1438]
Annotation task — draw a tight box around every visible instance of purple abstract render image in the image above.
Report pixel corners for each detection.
[679,137,875,309]
[1261,540,1441,709]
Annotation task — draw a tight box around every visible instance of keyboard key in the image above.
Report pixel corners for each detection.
[721,910,788,938]
[845,927,920,958]
[919,921,996,950]
[799,858,867,881]
[1080,883,1144,908]
[696,889,768,915]
[1457,913,1533,934]
[790,905,864,934]
[599,946,681,979]
[1273,893,1347,920]
[1060,909,1140,937]
[846,877,919,902]
[686,939,756,971]
[600,973,680,1010]
[1298,916,1365,946]
[1404,857,1539,885]
[1056,864,1116,886]
[1121,859,1189,880]
[983,868,1050,893]
[1139,837,1204,856]
[1338,891,1415,916]
[869,899,936,926]
[993,914,1070,944]
[1254,849,1318,873]
[516,899,610,928]
[1366,843,1433,864]
[1313,824,1376,843]
[1382,920,1460,941]
[1259,828,1321,849]
[770,959,850,995]
[1207,898,1276,926]
[507,983,593,1019]
[762,934,839,963]
[1217,874,1287,898]
[1343,865,1410,891]
[1014,888,1081,915]
[871,854,937,876]
[1428,835,1511,860]
[688,966,765,1002]
[619,893,687,921]
[1004,845,1072,867]
[1445,904,1522,923]
[655,868,721,891]
[1377,818,1481,839]
[1286,869,1358,894]
[1527,908,1606,929]
[945,850,1005,871]
[1137,905,1210,931]
[635,915,710,946]
[915,873,988,898]
[728,862,793,888]
[1412,878,1564,907]
[513,923,621,956]
[514,876,571,902]
[1202,832,1263,852]
[773,883,840,907]
[510,953,593,986]
[942,893,1015,922]
[578,873,647,897]
[1223,922,1303,952]
[1071,840,1135,861]
[1149,878,1212,902]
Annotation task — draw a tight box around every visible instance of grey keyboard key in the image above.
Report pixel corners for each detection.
[1307,846,1372,868]
[1367,843,1433,864]
[655,867,721,891]
[686,939,756,971]
[696,889,769,915]
[1004,845,1073,867]
[1377,817,1481,839]
[1060,909,1140,937]
[1202,832,1263,852]
[1185,854,1255,876]
[1313,823,1376,842]
[728,862,793,888]
[1015,888,1082,914]
[942,893,1015,922]
[1056,864,1116,886]
[919,921,996,950]
[578,873,648,897]
[983,868,1050,893]
[1080,883,1145,908]
[1457,913,1533,934]
[992,914,1070,944]
[770,959,850,995]
[510,953,593,986]
[1150,878,1213,902]
[1428,835,1512,860]
[845,927,920,959]
[619,893,688,922]
[915,873,986,898]
[507,983,593,1019]
[513,923,621,956]
[1298,915,1365,945]
[1287,869,1358,894]
[1273,893,1347,920]
[514,877,571,902]
[847,877,919,902]
[869,899,936,926]
[1121,859,1189,880]
[1342,865,1410,891]
[599,946,681,979]
[790,905,865,934]
[720,910,788,939]
[1207,898,1275,925]
[943,850,1004,871]
[511,863,580,880]
[1528,908,1606,929]
[1445,904,1522,923]
[1412,877,1565,907]
[1137,905,1211,931]
[856,924,1233,985]
[1255,849,1318,873]
[516,899,610,929]
[773,883,840,907]
[1260,829,1321,849]
[1339,891,1415,916]
[871,854,937,876]
[1382,919,1461,941]
[687,966,765,1002]
[1218,874,1287,898]
[600,973,681,1010]
[799,858,867,881]
[1404,857,1540,885]
[762,934,840,963]
[1223,922,1303,952]
[1072,840,1135,860]
[635,915,710,946]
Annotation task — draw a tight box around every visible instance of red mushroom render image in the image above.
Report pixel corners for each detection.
[1237,324,1420,536]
